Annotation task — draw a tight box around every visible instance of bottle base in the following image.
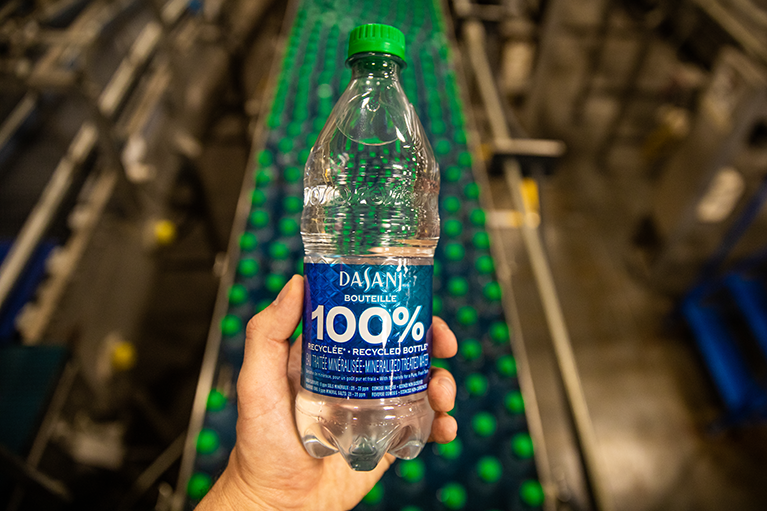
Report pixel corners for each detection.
[295,388,434,471]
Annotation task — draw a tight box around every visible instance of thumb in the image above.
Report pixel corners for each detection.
[237,275,304,415]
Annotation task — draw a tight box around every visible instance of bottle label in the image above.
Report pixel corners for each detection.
[302,262,433,399]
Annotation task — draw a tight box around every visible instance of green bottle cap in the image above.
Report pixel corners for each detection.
[520,480,545,507]
[279,217,299,236]
[238,258,259,277]
[466,373,488,397]
[443,195,461,214]
[484,281,502,301]
[444,219,463,238]
[458,151,472,166]
[296,258,304,274]
[269,242,290,260]
[434,259,442,276]
[464,182,479,200]
[228,284,248,305]
[284,166,302,183]
[398,459,426,483]
[490,322,510,344]
[470,209,486,227]
[278,137,293,154]
[239,232,257,251]
[348,23,406,61]
[284,195,303,213]
[251,189,266,207]
[196,428,220,455]
[249,210,269,229]
[445,243,465,262]
[438,482,467,510]
[460,338,482,361]
[362,481,384,505]
[435,139,451,155]
[433,295,443,315]
[512,432,535,459]
[473,231,490,249]
[435,437,462,460]
[476,254,495,274]
[187,472,212,500]
[266,273,288,293]
[221,314,242,336]
[497,354,517,377]
[505,390,525,414]
[457,306,478,326]
[448,277,469,297]
[444,166,461,182]
[257,150,273,166]
[286,123,301,137]
[299,148,311,165]
[255,168,273,187]
[477,456,503,483]
[431,358,450,371]
[472,411,497,437]
[455,130,467,144]
[207,389,226,412]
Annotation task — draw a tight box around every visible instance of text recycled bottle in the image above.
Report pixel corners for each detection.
[296,23,440,471]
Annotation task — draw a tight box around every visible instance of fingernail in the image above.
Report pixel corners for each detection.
[274,277,293,306]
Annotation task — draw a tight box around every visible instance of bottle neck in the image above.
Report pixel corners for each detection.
[347,52,404,82]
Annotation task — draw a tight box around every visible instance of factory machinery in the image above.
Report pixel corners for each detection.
[3,0,767,510]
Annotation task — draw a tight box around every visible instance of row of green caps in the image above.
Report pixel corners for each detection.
[361,477,544,509]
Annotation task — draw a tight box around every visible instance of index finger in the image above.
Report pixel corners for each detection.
[432,316,457,359]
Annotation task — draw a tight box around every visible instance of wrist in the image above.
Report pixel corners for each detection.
[196,451,274,511]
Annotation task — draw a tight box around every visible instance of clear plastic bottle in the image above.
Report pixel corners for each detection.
[296,23,440,471]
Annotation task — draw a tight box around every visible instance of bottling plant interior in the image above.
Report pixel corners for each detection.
[1,0,767,510]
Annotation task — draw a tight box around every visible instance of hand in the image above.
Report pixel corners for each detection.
[198,275,458,511]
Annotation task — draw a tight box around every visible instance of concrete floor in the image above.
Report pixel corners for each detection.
[490,0,767,509]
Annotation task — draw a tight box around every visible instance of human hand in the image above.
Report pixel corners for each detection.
[198,275,458,511]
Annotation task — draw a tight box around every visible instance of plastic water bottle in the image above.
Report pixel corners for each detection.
[295,23,440,471]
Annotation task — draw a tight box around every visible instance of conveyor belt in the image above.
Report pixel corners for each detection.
[178,0,544,509]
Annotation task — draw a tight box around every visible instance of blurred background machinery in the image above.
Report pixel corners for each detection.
[1,0,767,510]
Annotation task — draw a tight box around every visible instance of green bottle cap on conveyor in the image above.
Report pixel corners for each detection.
[284,166,302,183]
[196,428,220,455]
[447,277,468,297]
[464,182,479,200]
[255,168,273,187]
[484,281,502,301]
[476,254,494,274]
[238,258,259,277]
[455,130,467,144]
[436,437,462,459]
[444,166,461,183]
[401,507,423,511]
[296,258,304,274]
[239,232,257,251]
[472,411,497,437]
[505,390,525,414]
[520,479,545,507]
[477,456,503,484]
[398,459,426,483]
[444,219,463,238]
[348,23,406,61]
[251,189,266,208]
[435,139,451,156]
[445,243,465,262]
[269,242,290,260]
[438,482,467,510]
[279,217,299,237]
[470,208,486,227]
[466,373,488,397]
[221,314,242,336]
[362,481,384,505]
[458,151,472,167]
[431,358,450,371]
[512,432,535,459]
[257,150,273,167]
[443,196,461,214]
[266,273,288,293]
[434,259,442,276]
[473,231,490,250]
[249,210,269,229]
[187,472,212,500]
[457,306,478,326]
[497,354,517,377]
[228,284,248,305]
[284,195,303,214]
[207,390,226,412]
[460,338,482,361]
[278,137,293,154]
[433,296,443,315]
[490,322,510,344]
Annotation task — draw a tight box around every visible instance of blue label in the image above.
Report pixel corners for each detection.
[302,262,433,399]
